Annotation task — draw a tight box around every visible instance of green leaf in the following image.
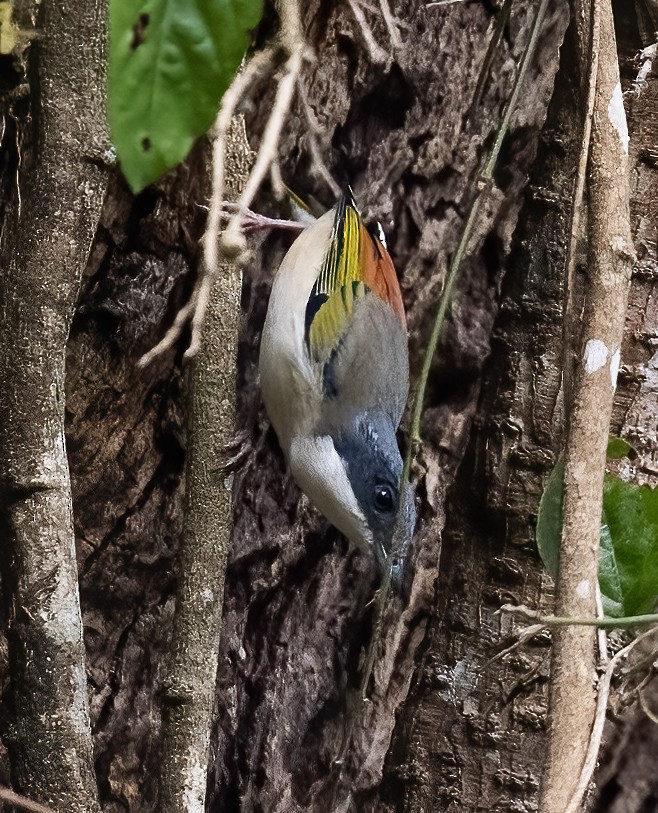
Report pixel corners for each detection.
[536,464,658,619]
[536,461,563,578]
[108,0,263,192]
[598,521,624,617]
[606,435,633,460]
[601,474,658,617]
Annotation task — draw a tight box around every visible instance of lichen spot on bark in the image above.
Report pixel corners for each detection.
[584,339,608,374]
[607,82,629,155]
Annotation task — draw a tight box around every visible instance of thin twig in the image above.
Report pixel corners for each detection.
[564,627,658,813]
[499,603,658,629]
[481,0,550,179]
[218,48,304,267]
[638,680,658,726]
[137,299,197,368]
[346,0,390,65]
[138,47,276,368]
[378,0,402,48]
[489,623,548,663]
[297,80,341,196]
[220,203,308,232]
[469,0,513,116]
[0,787,55,813]
[270,159,286,199]
[544,614,658,628]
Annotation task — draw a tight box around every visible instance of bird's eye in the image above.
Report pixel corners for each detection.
[373,484,395,514]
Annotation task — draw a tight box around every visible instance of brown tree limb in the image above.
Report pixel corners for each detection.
[561,0,600,405]
[0,786,55,813]
[0,1,109,811]
[158,118,253,813]
[540,1,634,810]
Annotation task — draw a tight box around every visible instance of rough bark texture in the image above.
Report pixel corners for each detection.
[0,1,655,811]
[159,120,253,813]
[210,2,569,810]
[379,22,584,813]
[0,0,108,810]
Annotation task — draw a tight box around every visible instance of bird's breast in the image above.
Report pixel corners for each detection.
[259,210,335,452]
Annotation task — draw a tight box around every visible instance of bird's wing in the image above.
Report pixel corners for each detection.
[305,191,406,366]
[304,192,409,426]
[259,208,336,451]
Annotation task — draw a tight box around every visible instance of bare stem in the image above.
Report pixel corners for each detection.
[158,118,254,813]
[540,0,635,809]
[543,614,658,628]
[0,787,55,813]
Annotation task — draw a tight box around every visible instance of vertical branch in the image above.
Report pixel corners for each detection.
[0,0,109,810]
[158,118,253,813]
[540,1,634,810]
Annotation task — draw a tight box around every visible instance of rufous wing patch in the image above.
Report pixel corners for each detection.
[359,221,406,327]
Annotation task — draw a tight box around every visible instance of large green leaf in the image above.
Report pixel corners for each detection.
[601,474,658,617]
[598,520,624,617]
[536,463,658,619]
[109,0,263,192]
[536,461,563,578]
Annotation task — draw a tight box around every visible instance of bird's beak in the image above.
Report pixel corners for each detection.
[381,480,416,596]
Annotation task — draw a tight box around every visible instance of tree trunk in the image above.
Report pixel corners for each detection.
[210,1,570,809]
[0,0,108,809]
[0,1,656,811]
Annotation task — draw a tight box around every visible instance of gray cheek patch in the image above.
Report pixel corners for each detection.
[332,411,403,553]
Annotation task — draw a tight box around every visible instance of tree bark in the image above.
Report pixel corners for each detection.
[541,2,633,810]
[0,1,654,810]
[210,1,570,809]
[0,1,108,810]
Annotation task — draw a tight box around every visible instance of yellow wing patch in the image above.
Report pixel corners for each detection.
[305,196,366,362]
[307,280,367,362]
[305,191,406,367]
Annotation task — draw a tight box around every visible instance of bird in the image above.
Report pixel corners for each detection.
[259,189,415,590]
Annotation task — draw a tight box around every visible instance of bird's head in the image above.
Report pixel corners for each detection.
[289,410,415,592]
